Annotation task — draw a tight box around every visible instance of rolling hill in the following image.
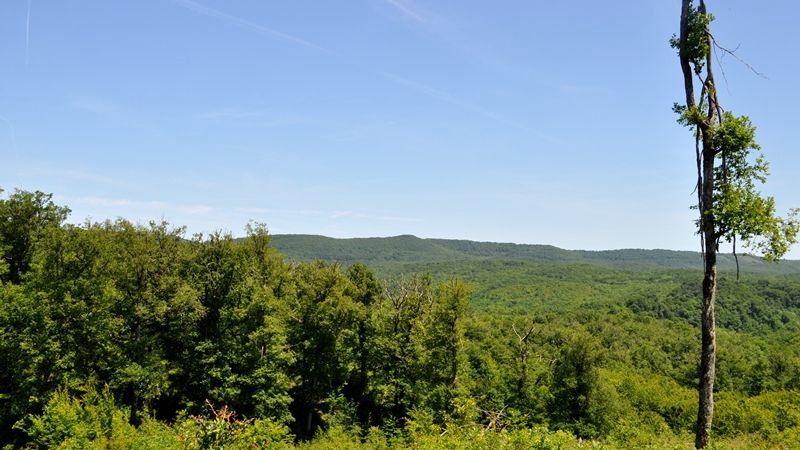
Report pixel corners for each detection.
[269,234,800,274]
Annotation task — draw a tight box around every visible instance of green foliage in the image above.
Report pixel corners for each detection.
[670,3,713,74]
[24,387,293,449]
[0,189,70,284]
[709,112,800,260]
[549,332,620,438]
[100,220,205,423]
[415,279,474,424]
[2,188,800,448]
[22,386,178,450]
[181,226,294,424]
[287,260,361,437]
[176,401,292,449]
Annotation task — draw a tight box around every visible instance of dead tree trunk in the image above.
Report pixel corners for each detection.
[512,323,535,400]
[677,1,718,447]
[697,230,717,448]
[697,119,717,449]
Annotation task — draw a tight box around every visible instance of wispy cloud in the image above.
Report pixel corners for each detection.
[172,0,332,54]
[325,119,397,142]
[196,108,311,128]
[330,210,421,222]
[69,94,154,131]
[172,1,554,142]
[384,0,425,22]
[70,95,121,115]
[196,109,265,121]
[75,196,213,215]
[376,71,560,143]
[236,207,323,216]
[16,164,140,189]
[236,206,420,223]
[58,168,135,189]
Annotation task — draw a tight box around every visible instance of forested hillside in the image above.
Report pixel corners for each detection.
[270,234,800,274]
[2,189,800,449]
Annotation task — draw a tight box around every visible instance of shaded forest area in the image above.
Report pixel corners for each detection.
[2,188,800,449]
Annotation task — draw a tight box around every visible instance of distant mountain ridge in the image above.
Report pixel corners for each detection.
[269,234,800,274]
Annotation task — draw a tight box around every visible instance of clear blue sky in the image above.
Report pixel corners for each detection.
[1,0,799,257]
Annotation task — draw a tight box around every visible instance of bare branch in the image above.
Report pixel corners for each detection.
[713,44,732,95]
[710,34,768,79]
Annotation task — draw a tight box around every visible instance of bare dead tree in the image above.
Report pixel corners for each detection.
[512,322,537,400]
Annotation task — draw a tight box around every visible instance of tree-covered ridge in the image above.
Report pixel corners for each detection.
[269,234,800,274]
[374,259,800,334]
[2,189,800,449]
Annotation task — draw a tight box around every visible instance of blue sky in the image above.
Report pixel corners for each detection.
[1,1,799,258]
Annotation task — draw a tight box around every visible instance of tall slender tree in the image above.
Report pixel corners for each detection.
[672,1,799,447]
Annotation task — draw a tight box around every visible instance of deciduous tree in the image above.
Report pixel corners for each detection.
[0,189,70,284]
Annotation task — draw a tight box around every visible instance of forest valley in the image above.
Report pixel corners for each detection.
[1,188,800,449]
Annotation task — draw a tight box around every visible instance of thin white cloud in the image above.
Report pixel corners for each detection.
[196,108,264,121]
[325,119,397,142]
[70,95,120,115]
[172,1,553,142]
[172,0,332,54]
[375,70,560,143]
[59,168,134,188]
[236,207,323,216]
[75,196,213,215]
[236,206,420,223]
[179,204,214,215]
[384,0,425,22]
[69,95,153,131]
[330,210,421,223]
[12,165,138,189]
[196,108,310,128]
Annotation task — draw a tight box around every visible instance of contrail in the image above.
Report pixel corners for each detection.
[374,70,561,144]
[172,0,556,143]
[25,0,31,65]
[172,0,333,54]
[385,0,425,23]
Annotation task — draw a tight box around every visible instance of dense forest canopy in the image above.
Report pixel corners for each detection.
[1,188,800,449]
